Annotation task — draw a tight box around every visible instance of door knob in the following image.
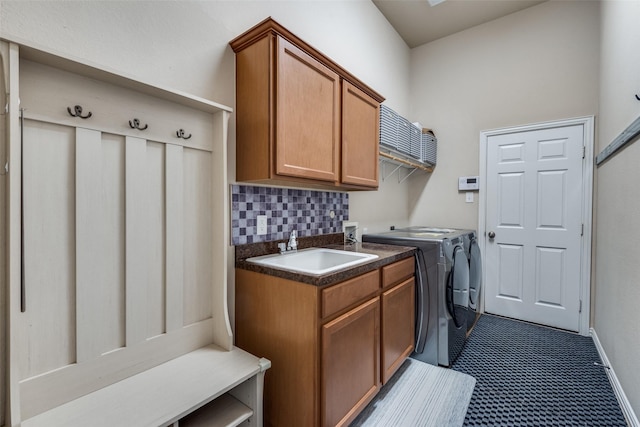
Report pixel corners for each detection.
[488,231,496,239]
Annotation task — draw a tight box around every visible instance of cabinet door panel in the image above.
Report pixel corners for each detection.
[322,297,380,427]
[341,81,379,188]
[276,37,340,182]
[381,278,415,384]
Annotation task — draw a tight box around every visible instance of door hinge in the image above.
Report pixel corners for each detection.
[582,146,586,159]
[579,300,582,313]
[581,223,584,236]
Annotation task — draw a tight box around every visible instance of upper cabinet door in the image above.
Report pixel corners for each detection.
[341,81,380,188]
[276,37,340,182]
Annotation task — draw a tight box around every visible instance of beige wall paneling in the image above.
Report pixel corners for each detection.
[165,144,184,333]
[0,41,8,427]
[97,133,126,355]
[145,141,167,339]
[5,40,21,427]
[183,147,214,326]
[210,110,233,351]
[20,120,76,379]
[77,128,115,362]
[17,60,215,153]
[125,136,149,346]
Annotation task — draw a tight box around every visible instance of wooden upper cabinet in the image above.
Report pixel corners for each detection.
[342,81,380,187]
[230,17,384,190]
[276,37,340,182]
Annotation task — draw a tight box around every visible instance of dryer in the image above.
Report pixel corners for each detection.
[406,227,483,334]
[463,231,482,332]
[363,227,470,366]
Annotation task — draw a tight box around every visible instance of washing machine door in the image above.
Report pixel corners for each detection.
[468,237,482,311]
[446,245,470,328]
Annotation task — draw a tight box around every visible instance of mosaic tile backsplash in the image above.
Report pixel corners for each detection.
[231,185,349,245]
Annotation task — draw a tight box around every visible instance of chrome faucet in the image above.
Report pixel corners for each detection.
[278,229,298,254]
[287,229,298,252]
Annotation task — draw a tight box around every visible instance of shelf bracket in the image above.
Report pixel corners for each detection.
[398,167,418,184]
[378,149,433,184]
[380,159,403,182]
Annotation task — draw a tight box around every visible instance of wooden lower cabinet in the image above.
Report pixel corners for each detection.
[381,277,416,384]
[235,256,415,427]
[322,297,380,427]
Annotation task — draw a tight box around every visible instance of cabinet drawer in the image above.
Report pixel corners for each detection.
[381,257,415,289]
[322,270,380,318]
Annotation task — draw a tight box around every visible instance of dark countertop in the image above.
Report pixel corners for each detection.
[235,235,415,287]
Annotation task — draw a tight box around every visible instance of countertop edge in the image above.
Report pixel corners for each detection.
[235,242,416,287]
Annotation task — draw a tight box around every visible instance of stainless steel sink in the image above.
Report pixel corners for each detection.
[246,248,379,276]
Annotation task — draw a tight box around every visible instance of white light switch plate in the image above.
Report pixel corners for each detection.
[466,192,474,203]
[257,215,267,235]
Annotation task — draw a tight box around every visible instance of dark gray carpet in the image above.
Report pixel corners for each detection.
[351,358,475,426]
[452,314,627,426]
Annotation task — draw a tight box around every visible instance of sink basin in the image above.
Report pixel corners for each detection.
[246,248,379,276]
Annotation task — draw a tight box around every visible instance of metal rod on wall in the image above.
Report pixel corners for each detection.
[20,107,26,312]
[596,114,640,166]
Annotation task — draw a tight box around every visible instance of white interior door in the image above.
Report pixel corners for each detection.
[484,123,586,332]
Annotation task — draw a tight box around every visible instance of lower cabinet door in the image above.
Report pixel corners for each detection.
[381,277,415,384]
[321,297,380,427]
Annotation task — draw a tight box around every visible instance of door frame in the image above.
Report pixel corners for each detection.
[478,116,594,336]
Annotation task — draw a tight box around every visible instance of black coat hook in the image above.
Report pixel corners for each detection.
[176,129,192,140]
[67,105,92,119]
[635,94,640,101]
[129,118,148,130]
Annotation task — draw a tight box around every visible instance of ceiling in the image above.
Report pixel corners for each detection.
[373,0,547,48]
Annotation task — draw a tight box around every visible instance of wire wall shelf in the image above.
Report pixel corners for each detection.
[379,147,434,184]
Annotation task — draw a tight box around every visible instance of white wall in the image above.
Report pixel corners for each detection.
[407,0,600,229]
[595,0,640,417]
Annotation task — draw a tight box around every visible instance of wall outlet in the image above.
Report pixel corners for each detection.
[257,215,267,235]
[466,192,474,203]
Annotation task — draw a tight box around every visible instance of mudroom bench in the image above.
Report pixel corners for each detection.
[1,41,269,426]
[21,345,270,427]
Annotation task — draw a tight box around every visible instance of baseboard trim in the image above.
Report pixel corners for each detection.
[591,328,639,427]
